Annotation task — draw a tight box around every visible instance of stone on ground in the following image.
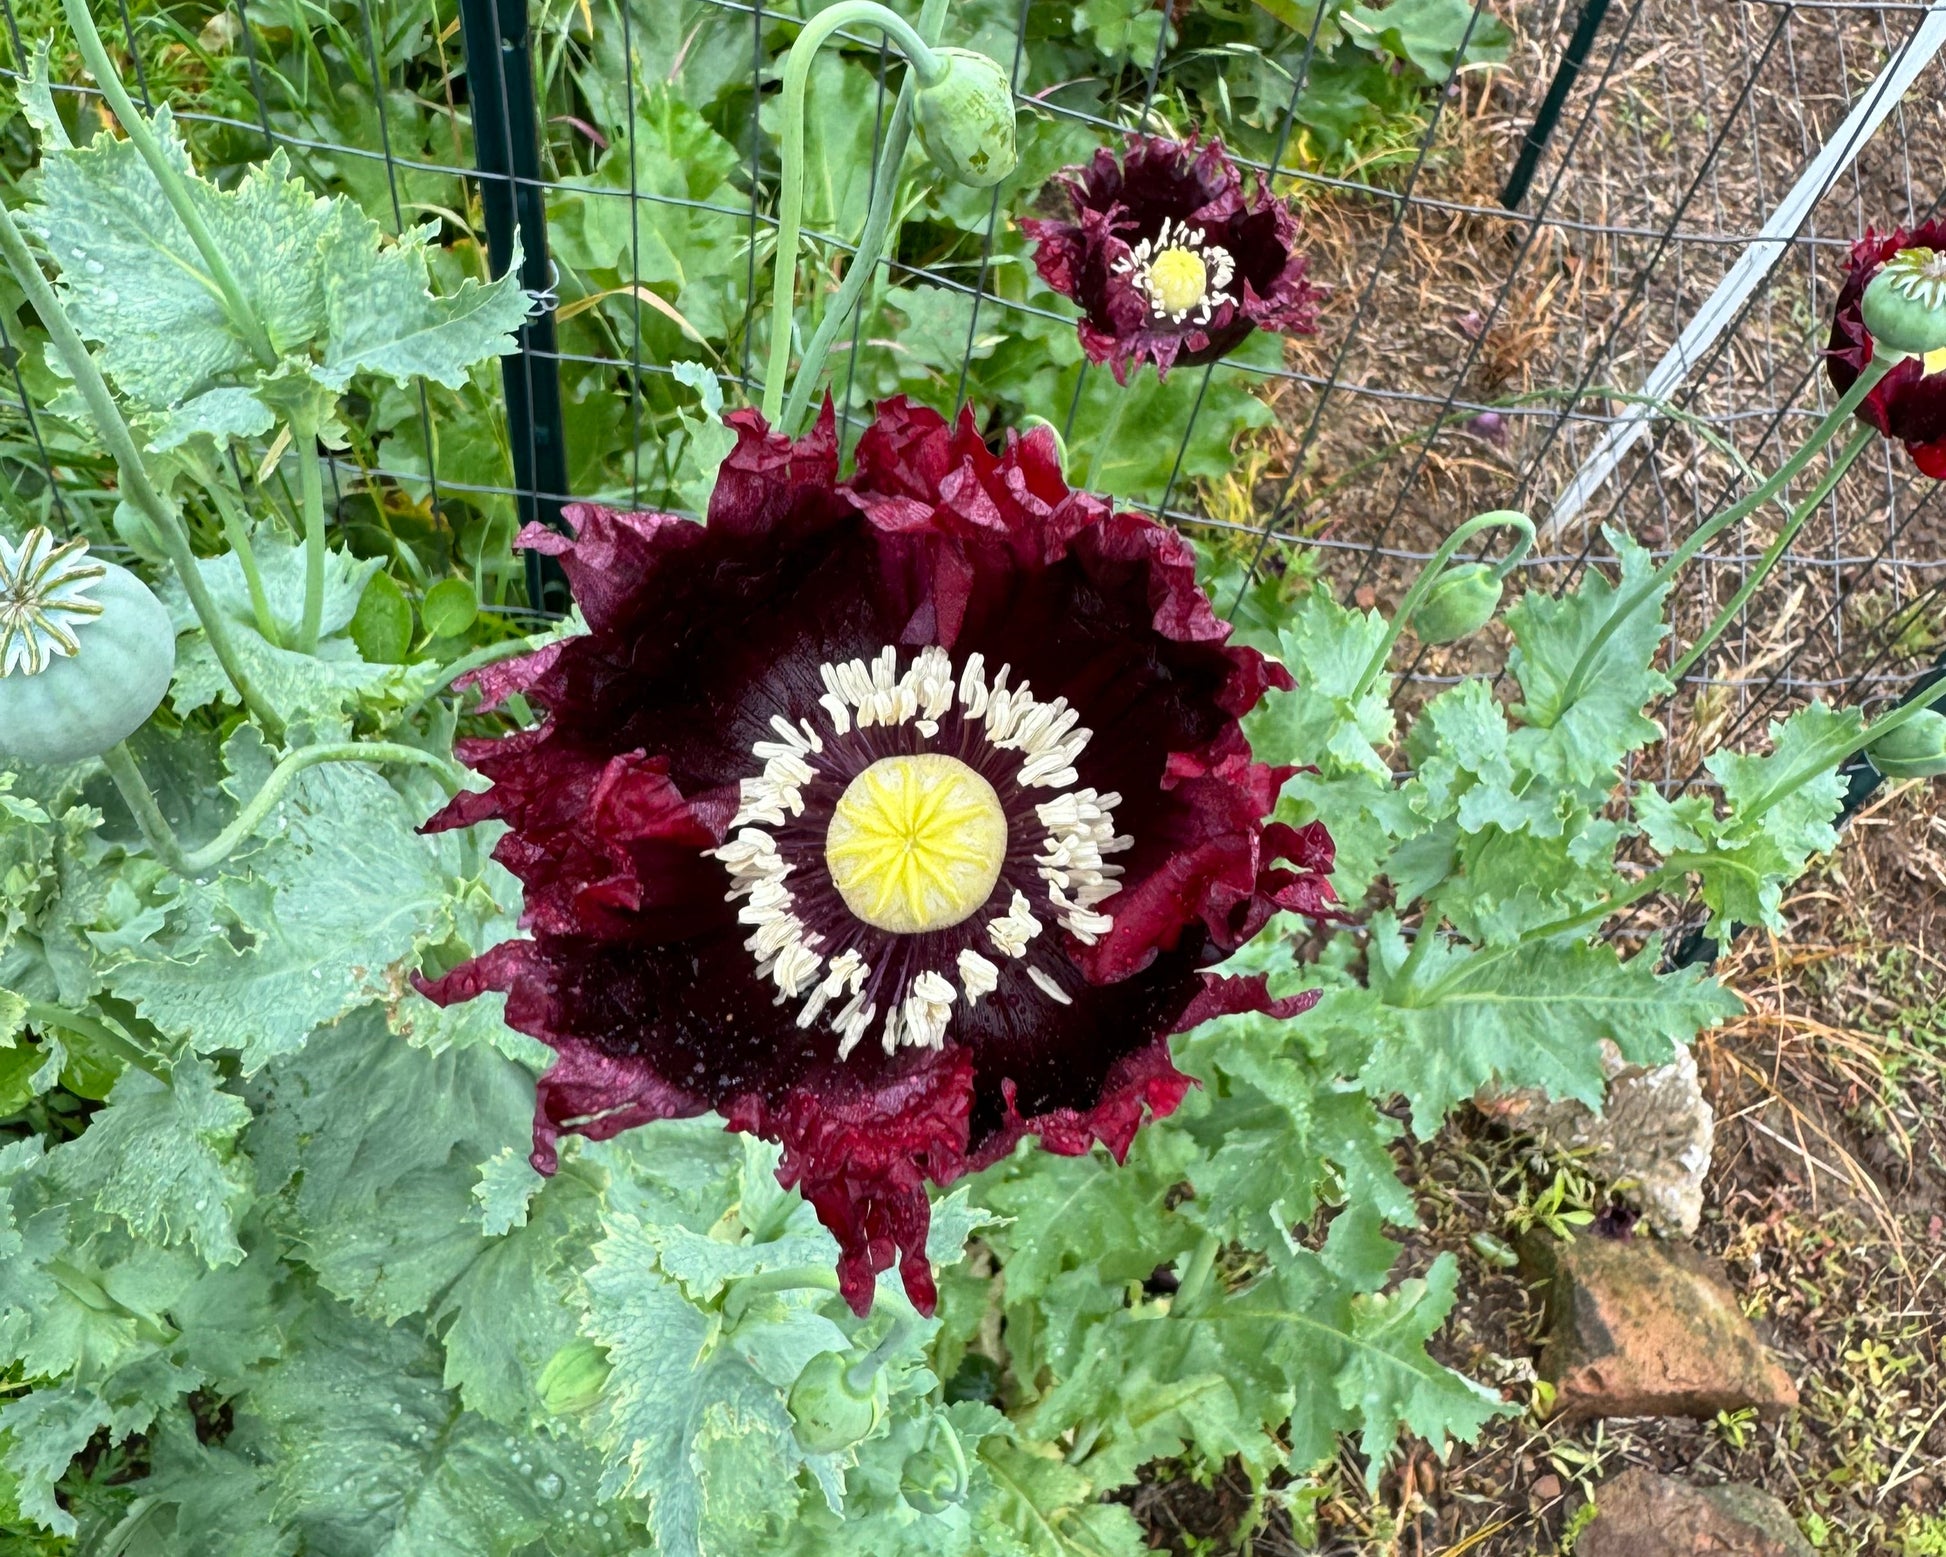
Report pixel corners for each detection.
[1578,1466,1816,1557]
[1528,1233,1798,1424]
[1479,1038,1714,1236]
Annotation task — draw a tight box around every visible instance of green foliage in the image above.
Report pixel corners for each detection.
[0,4,1878,1554]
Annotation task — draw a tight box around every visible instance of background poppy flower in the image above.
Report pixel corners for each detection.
[416,397,1336,1314]
[1826,218,1946,479]
[1021,134,1323,382]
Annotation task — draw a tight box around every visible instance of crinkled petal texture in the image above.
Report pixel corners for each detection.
[1021,134,1322,382]
[417,398,1333,1314]
[1827,219,1946,479]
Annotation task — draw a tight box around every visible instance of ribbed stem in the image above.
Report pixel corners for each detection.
[779,0,952,436]
[291,403,327,652]
[762,1,947,425]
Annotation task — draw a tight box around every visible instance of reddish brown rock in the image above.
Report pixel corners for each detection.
[1528,1234,1798,1425]
[1579,1467,1816,1557]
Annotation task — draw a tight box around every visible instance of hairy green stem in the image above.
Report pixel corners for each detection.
[291,404,327,652]
[1171,1232,1222,1314]
[1554,356,1895,713]
[102,739,461,876]
[763,1,947,425]
[1746,677,1946,822]
[780,0,952,435]
[25,1000,164,1082]
[1081,386,1131,493]
[184,449,282,646]
[60,0,277,368]
[0,199,282,733]
[1667,422,1875,683]
[1350,509,1535,702]
[845,1314,915,1393]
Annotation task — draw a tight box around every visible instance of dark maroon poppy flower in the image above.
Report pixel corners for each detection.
[1827,219,1946,479]
[1020,134,1323,383]
[416,397,1336,1314]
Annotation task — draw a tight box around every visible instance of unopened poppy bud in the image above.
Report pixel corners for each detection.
[914,48,1017,188]
[1861,248,1946,360]
[899,1425,970,1514]
[1409,562,1503,646]
[787,1350,883,1454]
[536,1338,611,1416]
[1867,707,1946,779]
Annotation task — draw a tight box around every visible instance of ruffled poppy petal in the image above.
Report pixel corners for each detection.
[420,397,1334,1312]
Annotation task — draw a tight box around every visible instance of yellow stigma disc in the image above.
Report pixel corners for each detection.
[1147,246,1210,318]
[825,754,1007,934]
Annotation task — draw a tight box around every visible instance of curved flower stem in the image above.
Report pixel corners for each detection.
[780,0,952,436]
[1553,355,1896,714]
[0,200,282,735]
[844,1313,916,1392]
[1667,421,1876,684]
[762,0,948,425]
[290,403,327,653]
[101,739,461,877]
[1349,509,1536,703]
[60,0,277,370]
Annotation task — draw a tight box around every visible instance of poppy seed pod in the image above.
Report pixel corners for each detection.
[1860,248,1946,359]
[1409,562,1503,646]
[1867,708,1946,780]
[0,529,175,767]
[1827,220,1946,479]
[914,48,1017,189]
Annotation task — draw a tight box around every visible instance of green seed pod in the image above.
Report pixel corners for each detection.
[899,1425,969,1515]
[787,1350,882,1455]
[536,1338,612,1416]
[0,529,175,767]
[914,48,1018,189]
[1861,248,1946,358]
[1409,562,1503,646]
[1867,708,1946,780]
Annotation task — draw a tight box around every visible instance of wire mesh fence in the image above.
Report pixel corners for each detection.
[4,0,1945,786]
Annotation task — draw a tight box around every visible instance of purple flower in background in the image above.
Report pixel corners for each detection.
[1022,135,1323,383]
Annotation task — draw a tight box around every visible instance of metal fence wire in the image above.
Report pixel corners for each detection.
[4,1,1946,873]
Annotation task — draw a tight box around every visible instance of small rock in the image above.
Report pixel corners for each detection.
[1579,1467,1816,1557]
[1479,1039,1714,1236]
[1530,1473,1563,1503]
[1529,1234,1798,1425]
[1352,584,1378,611]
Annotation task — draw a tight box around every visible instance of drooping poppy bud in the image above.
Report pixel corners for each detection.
[787,1350,884,1454]
[1868,707,1946,780]
[914,48,1017,189]
[1409,562,1503,646]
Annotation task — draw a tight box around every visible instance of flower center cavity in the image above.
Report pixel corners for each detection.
[711,645,1133,1060]
[1115,218,1236,325]
[826,754,1008,934]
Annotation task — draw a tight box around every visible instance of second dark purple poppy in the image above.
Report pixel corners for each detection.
[1022,134,1323,383]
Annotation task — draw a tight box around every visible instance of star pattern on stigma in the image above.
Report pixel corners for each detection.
[413,397,1339,1315]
